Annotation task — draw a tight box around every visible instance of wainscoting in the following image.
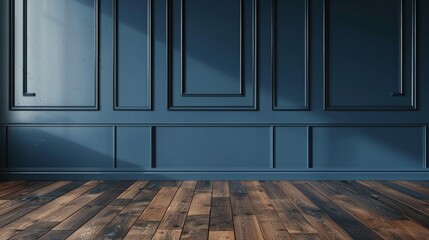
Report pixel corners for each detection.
[0,180,429,239]
[1,0,429,180]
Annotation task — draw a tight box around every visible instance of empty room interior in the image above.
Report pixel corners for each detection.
[1,0,429,239]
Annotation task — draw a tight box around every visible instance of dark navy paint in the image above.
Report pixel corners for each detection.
[0,0,429,180]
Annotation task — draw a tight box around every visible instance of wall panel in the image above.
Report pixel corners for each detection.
[168,0,257,110]
[7,126,114,168]
[312,126,424,169]
[11,0,99,110]
[114,0,152,110]
[154,126,271,169]
[324,0,416,110]
[274,126,308,169]
[272,0,308,110]
[116,126,152,169]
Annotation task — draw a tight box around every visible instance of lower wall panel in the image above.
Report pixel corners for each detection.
[7,127,114,168]
[1,125,428,179]
[154,127,272,169]
[311,126,425,170]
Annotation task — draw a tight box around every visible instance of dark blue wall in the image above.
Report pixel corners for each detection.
[1,0,429,180]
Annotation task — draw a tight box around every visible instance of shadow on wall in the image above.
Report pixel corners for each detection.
[6,127,148,170]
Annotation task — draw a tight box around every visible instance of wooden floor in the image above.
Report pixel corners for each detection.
[0,181,429,239]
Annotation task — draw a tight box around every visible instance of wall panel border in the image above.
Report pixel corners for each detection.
[272,0,309,110]
[167,0,258,110]
[113,0,153,110]
[323,0,417,111]
[9,0,100,111]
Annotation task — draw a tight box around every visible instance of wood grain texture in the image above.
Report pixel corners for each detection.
[0,180,428,239]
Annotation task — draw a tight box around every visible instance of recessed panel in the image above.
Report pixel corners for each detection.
[115,0,151,109]
[183,0,241,95]
[273,0,308,110]
[155,127,271,169]
[116,127,152,169]
[13,0,97,109]
[7,127,113,168]
[325,0,415,110]
[274,127,308,169]
[312,127,423,169]
[169,0,256,109]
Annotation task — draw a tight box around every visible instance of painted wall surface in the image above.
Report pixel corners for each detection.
[0,0,429,180]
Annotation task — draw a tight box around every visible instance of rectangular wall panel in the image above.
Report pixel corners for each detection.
[272,0,308,110]
[324,0,416,110]
[312,127,424,169]
[155,127,271,169]
[274,127,308,169]
[114,0,151,110]
[168,0,256,110]
[183,0,241,95]
[116,127,152,169]
[12,0,98,109]
[7,127,114,168]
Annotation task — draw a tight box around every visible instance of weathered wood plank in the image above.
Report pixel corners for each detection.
[293,181,383,240]
[213,181,230,198]
[208,231,235,240]
[210,197,234,231]
[93,181,164,239]
[229,181,264,240]
[123,221,159,240]
[156,181,197,231]
[244,181,292,240]
[51,181,134,230]
[276,181,352,240]
[259,181,317,234]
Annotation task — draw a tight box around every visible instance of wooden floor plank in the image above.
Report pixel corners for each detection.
[213,181,230,198]
[309,181,414,240]
[394,181,429,196]
[380,181,429,202]
[293,181,383,240]
[359,181,429,217]
[0,180,428,239]
[61,181,149,240]
[276,181,352,240]
[155,181,197,231]
[209,197,234,232]
[244,181,292,240]
[181,181,213,240]
[47,181,133,232]
[4,181,101,231]
[0,181,45,198]
[345,181,429,230]
[93,181,164,239]
[0,181,71,216]
[208,231,235,240]
[8,221,59,240]
[123,181,182,240]
[0,181,84,230]
[326,181,407,220]
[259,181,317,234]
[229,181,264,240]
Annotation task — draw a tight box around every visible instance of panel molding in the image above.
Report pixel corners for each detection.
[181,0,244,97]
[113,0,152,111]
[272,0,309,111]
[167,0,257,110]
[323,0,417,111]
[9,0,100,111]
